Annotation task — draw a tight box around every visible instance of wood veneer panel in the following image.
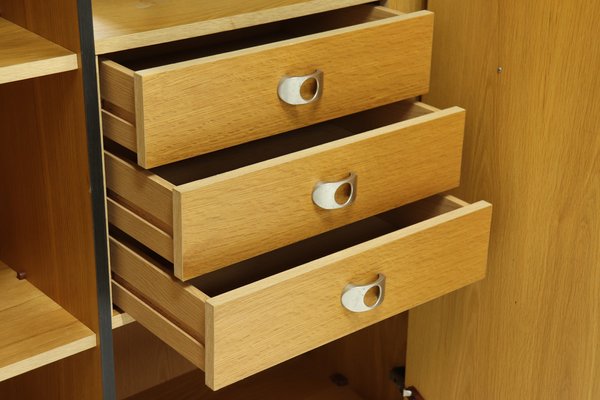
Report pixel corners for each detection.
[406,1,600,399]
[0,18,77,84]
[0,1,104,397]
[92,0,375,54]
[383,0,425,13]
[0,0,83,51]
[113,323,195,399]
[0,262,96,381]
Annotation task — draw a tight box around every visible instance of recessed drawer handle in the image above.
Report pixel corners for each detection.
[312,172,357,210]
[341,274,386,313]
[278,70,323,105]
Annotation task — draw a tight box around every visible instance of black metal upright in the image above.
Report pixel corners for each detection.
[76,1,116,398]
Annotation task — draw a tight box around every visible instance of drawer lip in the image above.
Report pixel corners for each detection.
[135,9,431,76]
[106,102,466,281]
[110,195,492,390]
[100,6,434,168]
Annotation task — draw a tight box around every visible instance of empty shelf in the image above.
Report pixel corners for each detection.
[0,261,96,382]
[0,18,78,84]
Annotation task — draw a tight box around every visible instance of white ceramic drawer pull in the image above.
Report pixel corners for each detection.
[312,172,357,210]
[278,70,323,105]
[341,274,386,313]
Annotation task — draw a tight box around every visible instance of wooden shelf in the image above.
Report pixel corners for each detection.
[112,309,134,329]
[92,0,372,54]
[0,261,96,382]
[0,18,78,84]
[127,354,364,400]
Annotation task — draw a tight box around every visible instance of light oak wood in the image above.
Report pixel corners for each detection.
[100,6,433,167]
[110,195,491,389]
[99,60,135,121]
[110,237,206,340]
[0,261,96,382]
[111,281,205,370]
[106,102,465,280]
[92,0,377,54]
[406,1,600,399]
[107,198,172,261]
[206,199,491,389]
[0,17,77,84]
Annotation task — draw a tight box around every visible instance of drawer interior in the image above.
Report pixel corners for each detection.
[113,194,466,299]
[107,5,402,70]
[196,195,466,296]
[106,100,436,187]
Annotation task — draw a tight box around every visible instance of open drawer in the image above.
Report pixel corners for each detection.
[99,5,434,167]
[110,194,492,390]
[105,101,465,281]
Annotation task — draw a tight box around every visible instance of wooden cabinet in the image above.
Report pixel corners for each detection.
[5,1,596,399]
[93,0,492,397]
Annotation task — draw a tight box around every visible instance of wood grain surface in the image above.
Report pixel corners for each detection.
[108,7,433,167]
[104,151,174,233]
[0,17,77,84]
[206,199,491,389]
[113,323,196,399]
[92,0,375,54]
[406,1,600,399]
[112,281,205,370]
[0,262,96,381]
[110,237,206,341]
[107,198,173,262]
[0,36,103,400]
[174,106,463,280]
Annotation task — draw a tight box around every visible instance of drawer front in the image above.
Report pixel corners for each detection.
[205,199,492,389]
[104,9,433,168]
[174,107,465,280]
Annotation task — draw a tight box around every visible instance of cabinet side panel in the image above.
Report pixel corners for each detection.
[407,1,600,399]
